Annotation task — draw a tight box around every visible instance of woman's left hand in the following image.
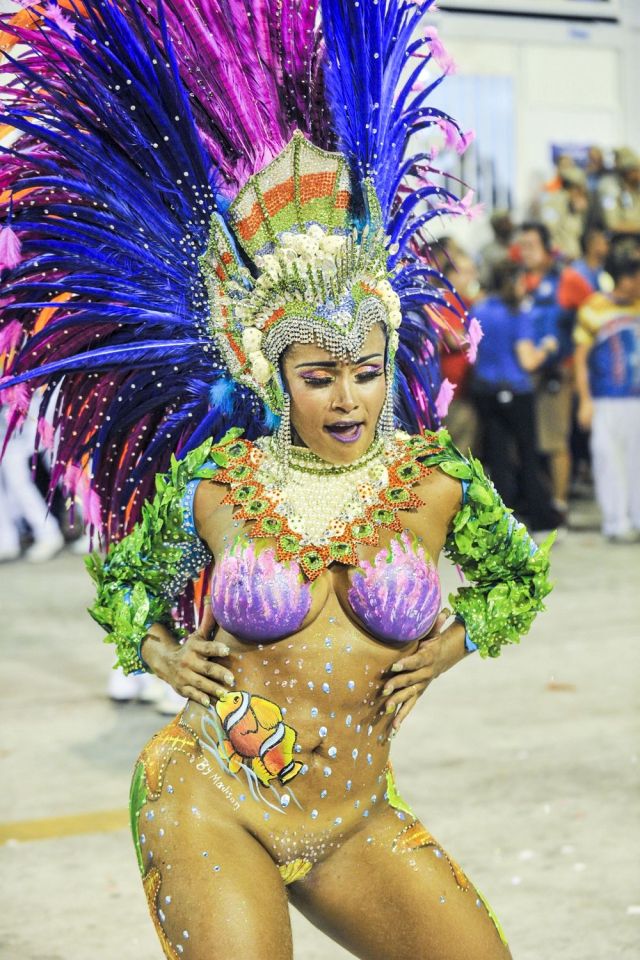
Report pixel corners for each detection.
[381,608,466,733]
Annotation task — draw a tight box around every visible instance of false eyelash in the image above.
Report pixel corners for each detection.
[302,370,384,388]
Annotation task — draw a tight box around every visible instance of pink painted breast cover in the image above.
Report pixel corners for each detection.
[211,533,441,647]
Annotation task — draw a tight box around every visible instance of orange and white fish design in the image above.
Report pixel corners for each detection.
[214,691,303,787]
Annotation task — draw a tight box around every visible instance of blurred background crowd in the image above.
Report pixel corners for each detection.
[435,142,640,545]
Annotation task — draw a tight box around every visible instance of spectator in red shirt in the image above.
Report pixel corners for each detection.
[438,252,481,455]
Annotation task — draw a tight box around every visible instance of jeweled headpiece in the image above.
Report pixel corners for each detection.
[200,133,401,414]
[0,0,476,541]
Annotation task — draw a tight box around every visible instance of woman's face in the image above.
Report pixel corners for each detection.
[281,324,387,464]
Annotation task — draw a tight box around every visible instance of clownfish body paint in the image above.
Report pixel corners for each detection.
[215,691,303,787]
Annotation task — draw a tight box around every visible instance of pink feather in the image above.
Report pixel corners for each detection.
[466,317,484,364]
[37,417,56,451]
[435,378,456,419]
[0,381,31,432]
[43,3,76,39]
[435,117,459,152]
[82,486,103,530]
[461,191,486,221]
[441,189,485,222]
[0,225,22,270]
[425,27,457,76]
[62,461,102,528]
[436,119,474,157]
[0,320,23,356]
[456,129,476,157]
[63,462,83,494]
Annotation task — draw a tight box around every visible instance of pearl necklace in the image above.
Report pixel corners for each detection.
[286,436,385,475]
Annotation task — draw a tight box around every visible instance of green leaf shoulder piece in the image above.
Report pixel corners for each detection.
[419,429,555,658]
[85,431,232,674]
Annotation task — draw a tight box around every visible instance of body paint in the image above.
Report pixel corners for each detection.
[211,541,311,642]
[348,532,441,645]
[215,690,303,786]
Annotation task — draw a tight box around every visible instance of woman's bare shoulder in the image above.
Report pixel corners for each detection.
[412,465,462,536]
[193,476,234,546]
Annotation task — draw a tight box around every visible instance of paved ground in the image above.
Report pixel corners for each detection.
[1,500,639,960]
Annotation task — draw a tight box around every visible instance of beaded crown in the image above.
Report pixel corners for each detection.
[199,133,402,414]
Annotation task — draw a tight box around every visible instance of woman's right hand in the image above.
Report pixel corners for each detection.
[141,605,235,708]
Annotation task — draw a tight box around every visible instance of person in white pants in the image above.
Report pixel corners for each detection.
[107,663,187,714]
[575,244,640,541]
[0,409,64,562]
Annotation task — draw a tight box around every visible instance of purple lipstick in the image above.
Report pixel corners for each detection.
[325,421,363,443]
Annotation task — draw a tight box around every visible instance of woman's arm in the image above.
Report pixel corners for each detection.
[86,430,241,701]
[383,611,469,732]
[355,429,554,730]
[140,604,233,707]
[515,335,559,372]
[574,342,594,430]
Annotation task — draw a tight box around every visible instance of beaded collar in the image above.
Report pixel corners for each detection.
[209,431,443,580]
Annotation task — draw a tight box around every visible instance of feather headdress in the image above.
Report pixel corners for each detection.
[0,0,474,542]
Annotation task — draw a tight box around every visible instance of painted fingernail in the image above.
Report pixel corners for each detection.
[390,663,403,673]
[219,645,230,656]
[202,696,210,707]
[386,702,395,714]
[224,673,234,685]
[382,685,392,696]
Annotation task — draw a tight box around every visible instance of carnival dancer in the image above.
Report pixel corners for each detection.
[0,2,553,957]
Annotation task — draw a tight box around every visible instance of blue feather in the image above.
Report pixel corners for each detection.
[208,378,237,417]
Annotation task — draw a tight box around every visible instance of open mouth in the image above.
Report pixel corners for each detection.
[324,421,364,443]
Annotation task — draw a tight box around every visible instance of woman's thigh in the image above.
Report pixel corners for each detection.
[131,723,293,960]
[289,806,511,960]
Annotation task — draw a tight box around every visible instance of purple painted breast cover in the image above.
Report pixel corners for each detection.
[211,541,312,643]
[348,532,441,645]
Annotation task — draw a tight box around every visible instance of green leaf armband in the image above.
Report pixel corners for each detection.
[85,432,232,674]
[420,429,555,658]
[86,563,177,675]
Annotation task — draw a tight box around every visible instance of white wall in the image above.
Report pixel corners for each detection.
[432,0,640,221]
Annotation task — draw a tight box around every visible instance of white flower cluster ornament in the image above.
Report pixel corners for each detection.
[240,326,271,385]
[255,224,347,280]
[375,278,403,330]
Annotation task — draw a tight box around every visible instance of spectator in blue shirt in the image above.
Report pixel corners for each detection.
[471,260,561,533]
[569,227,611,293]
[518,222,575,526]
